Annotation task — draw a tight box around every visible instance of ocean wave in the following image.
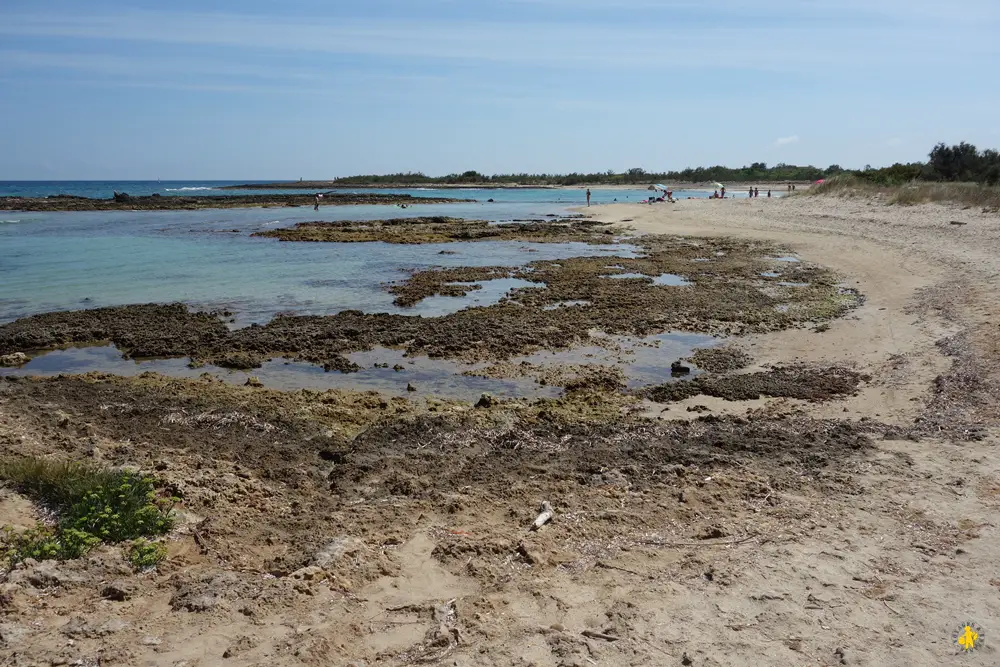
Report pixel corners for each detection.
[0,219,22,224]
[164,186,217,192]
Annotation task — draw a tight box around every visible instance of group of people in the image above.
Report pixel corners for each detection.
[708,186,773,199]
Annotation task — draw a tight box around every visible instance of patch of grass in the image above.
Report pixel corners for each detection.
[0,457,175,567]
[807,174,1000,210]
[125,538,167,570]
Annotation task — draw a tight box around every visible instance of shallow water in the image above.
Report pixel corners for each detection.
[541,300,592,311]
[419,278,542,313]
[0,205,642,325]
[510,331,716,389]
[0,330,718,400]
[0,344,551,400]
[1,184,720,394]
[652,274,691,286]
[602,272,690,286]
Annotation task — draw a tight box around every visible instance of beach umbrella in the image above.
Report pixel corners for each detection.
[648,184,668,192]
[712,181,725,189]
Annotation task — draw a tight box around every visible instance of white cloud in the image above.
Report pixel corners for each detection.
[775,135,800,146]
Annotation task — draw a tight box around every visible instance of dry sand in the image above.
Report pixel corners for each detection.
[588,195,1000,663]
[3,194,1000,666]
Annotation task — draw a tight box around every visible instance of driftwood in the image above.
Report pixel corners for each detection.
[530,501,554,531]
[582,630,621,642]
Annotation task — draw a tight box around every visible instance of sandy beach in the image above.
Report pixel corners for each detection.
[2,193,999,666]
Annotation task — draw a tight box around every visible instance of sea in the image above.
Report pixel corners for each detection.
[0,180,725,397]
[0,180,741,324]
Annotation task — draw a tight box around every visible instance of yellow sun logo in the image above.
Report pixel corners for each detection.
[953,622,984,653]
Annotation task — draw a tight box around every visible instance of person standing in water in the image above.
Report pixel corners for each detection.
[586,189,591,206]
[314,194,321,211]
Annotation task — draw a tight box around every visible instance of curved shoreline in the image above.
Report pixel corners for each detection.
[4,194,1000,666]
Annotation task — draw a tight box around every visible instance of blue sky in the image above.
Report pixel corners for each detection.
[1,0,998,180]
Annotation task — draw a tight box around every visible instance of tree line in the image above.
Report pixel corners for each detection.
[330,142,1000,186]
[855,142,1000,186]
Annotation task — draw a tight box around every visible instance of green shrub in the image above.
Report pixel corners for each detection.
[0,457,175,567]
[125,538,167,570]
[1,525,100,564]
[59,475,174,542]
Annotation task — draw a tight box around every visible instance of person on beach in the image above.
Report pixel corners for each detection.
[720,186,726,198]
[713,190,719,199]
[314,194,320,211]
[754,187,759,198]
[586,189,591,206]
[767,189,772,198]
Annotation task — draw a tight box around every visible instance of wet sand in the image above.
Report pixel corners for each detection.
[3,195,1000,666]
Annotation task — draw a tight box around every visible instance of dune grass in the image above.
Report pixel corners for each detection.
[0,456,174,567]
[806,174,1000,210]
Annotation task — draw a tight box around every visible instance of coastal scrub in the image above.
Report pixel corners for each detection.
[0,457,174,567]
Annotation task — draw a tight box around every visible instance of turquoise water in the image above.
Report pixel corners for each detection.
[0,205,646,325]
[0,182,729,393]
[0,183,738,325]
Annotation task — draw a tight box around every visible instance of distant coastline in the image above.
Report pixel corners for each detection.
[0,192,472,212]
[222,180,816,191]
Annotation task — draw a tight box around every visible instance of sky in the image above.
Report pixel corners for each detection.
[1,0,998,180]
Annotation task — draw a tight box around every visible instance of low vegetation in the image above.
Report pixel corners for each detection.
[0,457,174,568]
[125,538,168,570]
[808,175,1000,209]
[330,164,832,186]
